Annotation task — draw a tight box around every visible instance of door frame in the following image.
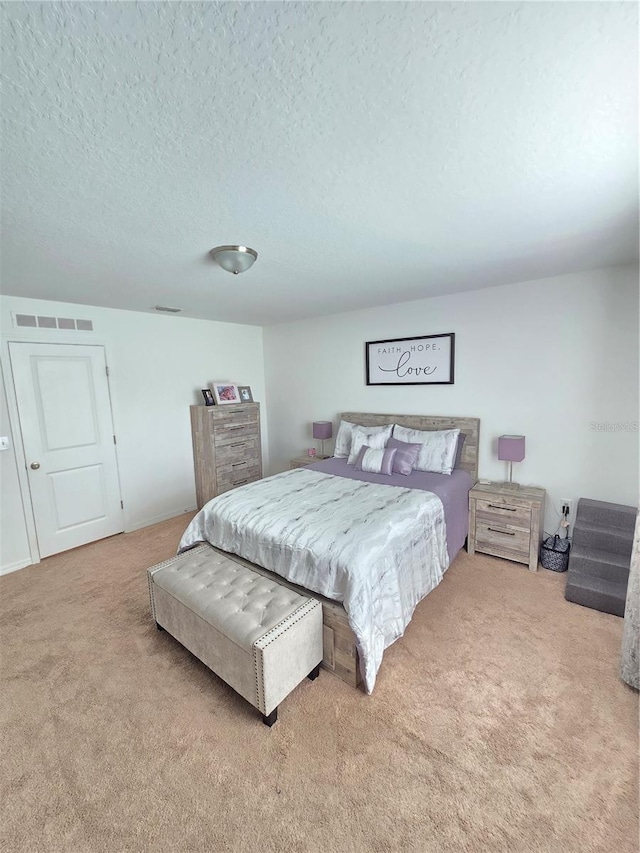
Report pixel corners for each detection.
[2,332,123,566]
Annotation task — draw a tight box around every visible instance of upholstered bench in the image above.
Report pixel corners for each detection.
[147,544,323,726]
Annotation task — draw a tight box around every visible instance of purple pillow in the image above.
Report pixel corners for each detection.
[454,433,466,469]
[386,437,421,476]
[354,445,397,476]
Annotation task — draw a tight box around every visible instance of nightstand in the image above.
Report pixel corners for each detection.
[468,482,545,572]
[289,455,329,470]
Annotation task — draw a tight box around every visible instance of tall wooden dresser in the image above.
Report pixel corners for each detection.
[190,403,262,508]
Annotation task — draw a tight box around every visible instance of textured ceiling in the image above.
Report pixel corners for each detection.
[1,1,637,326]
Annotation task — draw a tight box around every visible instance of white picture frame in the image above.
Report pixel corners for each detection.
[211,382,241,405]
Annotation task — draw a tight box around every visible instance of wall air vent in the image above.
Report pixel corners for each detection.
[154,305,182,313]
[13,313,93,331]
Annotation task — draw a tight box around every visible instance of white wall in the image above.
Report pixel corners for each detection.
[264,265,639,534]
[0,368,32,572]
[0,296,266,572]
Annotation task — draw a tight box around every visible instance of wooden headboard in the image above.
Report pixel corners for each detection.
[341,412,480,483]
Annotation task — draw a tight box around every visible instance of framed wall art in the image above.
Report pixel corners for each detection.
[365,333,455,385]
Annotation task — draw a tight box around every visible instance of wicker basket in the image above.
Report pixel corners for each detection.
[540,535,571,572]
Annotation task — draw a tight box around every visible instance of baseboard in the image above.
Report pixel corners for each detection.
[124,507,196,534]
[0,557,34,576]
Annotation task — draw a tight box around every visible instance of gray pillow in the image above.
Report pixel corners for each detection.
[454,433,466,469]
[386,437,421,476]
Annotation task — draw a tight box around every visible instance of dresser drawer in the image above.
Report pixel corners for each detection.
[215,436,260,465]
[217,468,261,494]
[212,422,259,447]
[209,406,259,428]
[217,459,260,482]
[475,498,530,528]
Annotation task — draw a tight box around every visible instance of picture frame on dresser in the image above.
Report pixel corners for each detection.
[211,382,240,405]
[238,385,253,403]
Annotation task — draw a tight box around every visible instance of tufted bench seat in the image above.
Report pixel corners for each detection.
[147,544,323,725]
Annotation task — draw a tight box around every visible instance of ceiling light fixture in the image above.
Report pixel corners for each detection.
[210,245,258,275]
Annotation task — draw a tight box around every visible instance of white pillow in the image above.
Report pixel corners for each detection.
[392,426,460,475]
[334,420,393,458]
[347,425,392,465]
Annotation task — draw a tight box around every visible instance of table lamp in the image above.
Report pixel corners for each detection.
[312,421,332,458]
[498,435,525,488]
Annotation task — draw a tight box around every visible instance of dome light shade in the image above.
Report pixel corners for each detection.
[210,245,258,275]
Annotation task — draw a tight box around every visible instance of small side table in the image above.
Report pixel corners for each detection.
[468,482,546,572]
[289,455,330,470]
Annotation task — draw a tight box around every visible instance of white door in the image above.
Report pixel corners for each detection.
[9,342,124,558]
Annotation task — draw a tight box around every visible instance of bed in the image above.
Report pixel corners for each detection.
[179,413,480,693]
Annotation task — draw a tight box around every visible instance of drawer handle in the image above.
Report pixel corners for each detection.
[225,425,244,430]
[488,527,515,536]
[231,462,247,467]
[233,478,249,485]
[230,442,247,448]
[488,504,516,511]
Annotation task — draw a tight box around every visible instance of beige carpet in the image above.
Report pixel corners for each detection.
[1,515,637,853]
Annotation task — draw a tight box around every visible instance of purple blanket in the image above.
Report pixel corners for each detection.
[304,457,472,562]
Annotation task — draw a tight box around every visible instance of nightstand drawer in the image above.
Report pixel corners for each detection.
[476,498,531,528]
[476,498,531,530]
[475,521,530,558]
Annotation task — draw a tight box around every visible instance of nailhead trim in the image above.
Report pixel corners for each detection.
[252,599,321,713]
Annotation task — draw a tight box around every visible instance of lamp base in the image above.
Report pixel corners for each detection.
[502,481,521,490]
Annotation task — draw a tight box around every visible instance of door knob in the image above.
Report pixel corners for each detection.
[30,462,40,470]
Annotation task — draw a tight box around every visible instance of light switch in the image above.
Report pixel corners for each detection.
[0,436,10,451]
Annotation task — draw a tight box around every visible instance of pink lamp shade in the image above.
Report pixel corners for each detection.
[312,421,333,441]
[498,435,525,462]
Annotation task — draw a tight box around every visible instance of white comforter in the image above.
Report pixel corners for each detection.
[179,468,449,693]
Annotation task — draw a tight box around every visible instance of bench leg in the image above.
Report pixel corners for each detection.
[307,664,320,681]
[262,708,278,727]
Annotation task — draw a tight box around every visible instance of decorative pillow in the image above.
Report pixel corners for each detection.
[334,420,393,459]
[355,445,397,476]
[386,437,421,476]
[392,425,460,475]
[347,426,391,465]
[454,433,466,469]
